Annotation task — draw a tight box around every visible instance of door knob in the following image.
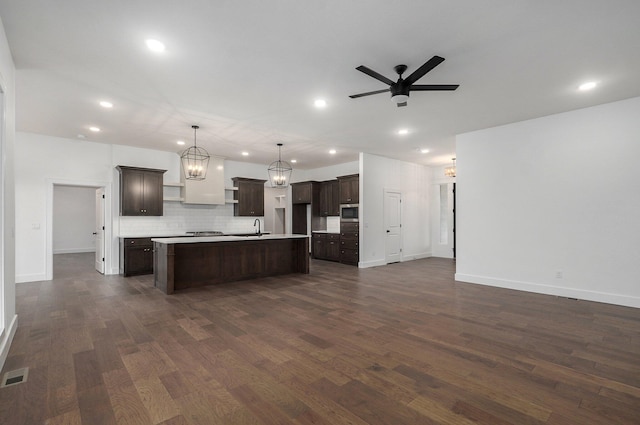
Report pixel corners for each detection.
[386,230,390,233]
[92,232,97,235]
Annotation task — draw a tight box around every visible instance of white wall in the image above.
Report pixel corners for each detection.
[53,186,97,254]
[456,96,640,308]
[0,16,17,372]
[15,133,277,281]
[360,153,431,268]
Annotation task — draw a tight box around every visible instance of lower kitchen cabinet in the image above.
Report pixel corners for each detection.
[312,233,340,262]
[339,222,359,266]
[120,237,154,276]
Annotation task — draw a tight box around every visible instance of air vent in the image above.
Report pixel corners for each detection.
[1,367,29,388]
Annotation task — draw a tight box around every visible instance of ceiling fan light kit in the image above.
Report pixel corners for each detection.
[350,55,459,107]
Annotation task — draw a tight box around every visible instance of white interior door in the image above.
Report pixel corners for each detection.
[95,188,105,274]
[384,189,402,264]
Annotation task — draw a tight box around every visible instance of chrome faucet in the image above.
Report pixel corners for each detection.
[253,218,261,234]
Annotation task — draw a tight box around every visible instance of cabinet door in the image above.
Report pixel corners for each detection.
[319,182,330,216]
[120,169,145,216]
[312,235,326,259]
[124,246,154,275]
[329,180,340,216]
[326,238,340,261]
[338,175,359,204]
[233,178,266,216]
[143,171,164,216]
[250,181,265,216]
[117,166,166,216]
[292,182,312,204]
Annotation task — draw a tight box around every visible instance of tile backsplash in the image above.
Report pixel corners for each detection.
[119,201,264,236]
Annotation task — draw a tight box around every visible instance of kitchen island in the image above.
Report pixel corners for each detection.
[152,234,309,294]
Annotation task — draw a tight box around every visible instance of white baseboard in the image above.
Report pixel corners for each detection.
[0,315,18,372]
[16,273,47,283]
[53,248,96,254]
[358,259,387,268]
[455,273,640,309]
[401,251,432,262]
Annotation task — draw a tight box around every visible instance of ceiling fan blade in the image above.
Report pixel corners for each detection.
[355,65,395,86]
[396,102,408,107]
[404,55,445,86]
[349,88,390,99]
[410,84,459,91]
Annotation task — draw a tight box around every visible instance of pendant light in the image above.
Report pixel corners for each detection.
[268,143,292,188]
[181,125,210,180]
[444,157,456,177]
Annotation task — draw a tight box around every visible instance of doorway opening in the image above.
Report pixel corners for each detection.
[46,180,111,280]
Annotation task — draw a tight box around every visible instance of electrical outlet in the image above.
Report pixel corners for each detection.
[555,271,563,279]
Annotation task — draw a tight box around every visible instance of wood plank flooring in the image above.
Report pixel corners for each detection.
[1,253,639,424]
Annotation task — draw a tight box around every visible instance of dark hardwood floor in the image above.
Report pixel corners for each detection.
[1,253,639,424]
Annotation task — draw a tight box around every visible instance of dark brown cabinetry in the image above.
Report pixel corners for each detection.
[339,222,359,265]
[232,177,266,216]
[120,237,154,276]
[291,181,320,234]
[319,180,339,216]
[117,166,166,216]
[338,174,359,204]
[292,181,313,204]
[312,233,340,261]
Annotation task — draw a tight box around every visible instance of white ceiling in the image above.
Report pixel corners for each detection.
[1,1,639,169]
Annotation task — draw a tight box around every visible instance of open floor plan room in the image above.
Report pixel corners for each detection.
[1,254,639,424]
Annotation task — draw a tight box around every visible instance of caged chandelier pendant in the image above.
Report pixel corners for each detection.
[268,143,292,188]
[444,157,456,177]
[181,125,210,180]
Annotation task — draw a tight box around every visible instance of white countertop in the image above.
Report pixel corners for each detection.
[151,234,309,244]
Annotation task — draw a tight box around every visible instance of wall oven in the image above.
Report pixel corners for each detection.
[340,204,359,222]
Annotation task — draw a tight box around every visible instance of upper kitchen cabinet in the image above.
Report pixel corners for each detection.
[338,174,359,204]
[117,166,166,216]
[291,181,314,204]
[319,180,339,216]
[232,177,266,216]
[181,155,225,204]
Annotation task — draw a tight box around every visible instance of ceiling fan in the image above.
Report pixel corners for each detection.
[349,55,459,107]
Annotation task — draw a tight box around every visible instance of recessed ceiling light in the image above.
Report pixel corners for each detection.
[314,99,327,108]
[89,126,100,132]
[420,148,429,154]
[329,149,336,154]
[291,159,297,163]
[99,101,113,108]
[397,129,409,135]
[242,151,249,156]
[578,81,597,91]
[177,140,185,145]
[145,39,165,53]
[77,134,86,139]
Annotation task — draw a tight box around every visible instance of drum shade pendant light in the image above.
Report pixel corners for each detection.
[268,143,292,188]
[181,125,210,180]
[444,157,456,177]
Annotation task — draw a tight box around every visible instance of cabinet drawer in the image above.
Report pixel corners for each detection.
[340,248,359,265]
[340,222,359,233]
[123,237,153,247]
[340,239,358,249]
[327,233,340,241]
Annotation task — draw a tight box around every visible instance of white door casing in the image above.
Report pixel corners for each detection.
[95,188,105,274]
[384,189,402,264]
